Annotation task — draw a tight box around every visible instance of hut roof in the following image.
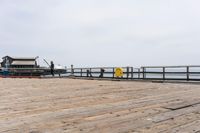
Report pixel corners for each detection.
[2,56,36,60]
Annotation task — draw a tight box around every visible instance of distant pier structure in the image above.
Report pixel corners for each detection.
[1,56,200,81]
[0,56,66,77]
[1,56,38,68]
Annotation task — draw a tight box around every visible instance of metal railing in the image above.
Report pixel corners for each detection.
[65,65,200,81]
[1,65,200,81]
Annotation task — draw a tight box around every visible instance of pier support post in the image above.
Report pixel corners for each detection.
[131,67,134,79]
[90,68,92,77]
[163,67,165,80]
[113,68,115,78]
[71,65,74,75]
[142,67,146,79]
[187,66,190,81]
[138,69,140,79]
[127,67,129,79]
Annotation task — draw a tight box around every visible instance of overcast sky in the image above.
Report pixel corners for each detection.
[0,0,200,67]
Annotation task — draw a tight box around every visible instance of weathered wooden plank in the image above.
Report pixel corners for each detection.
[163,99,200,110]
[136,112,200,133]
[0,79,200,133]
[152,104,200,123]
[170,120,200,133]
[62,107,164,133]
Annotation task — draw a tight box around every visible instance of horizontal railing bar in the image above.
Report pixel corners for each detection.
[141,65,200,68]
[67,71,200,74]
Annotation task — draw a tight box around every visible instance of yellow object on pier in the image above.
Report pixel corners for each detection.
[115,68,124,77]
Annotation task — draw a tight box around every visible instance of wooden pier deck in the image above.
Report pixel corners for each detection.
[0,79,200,133]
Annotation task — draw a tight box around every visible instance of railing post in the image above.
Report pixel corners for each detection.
[163,67,165,80]
[131,67,134,79]
[90,68,92,77]
[138,69,140,79]
[81,69,82,77]
[187,66,190,81]
[113,68,115,78]
[71,65,74,75]
[142,67,146,79]
[127,67,129,79]
[86,69,89,77]
[58,70,61,78]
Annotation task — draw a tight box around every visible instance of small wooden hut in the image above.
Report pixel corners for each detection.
[1,56,38,68]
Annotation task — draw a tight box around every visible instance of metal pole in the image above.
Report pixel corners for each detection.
[187,66,189,81]
[113,68,115,78]
[43,59,50,67]
[163,67,165,80]
[127,67,129,79]
[138,69,140,79]
[87,69,89,77]
[142,67,146,79]
[71,65,74,75]
[131,67,133,79]
[90,68,92,77]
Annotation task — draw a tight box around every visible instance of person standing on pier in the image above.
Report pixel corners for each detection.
[99,68,105,78]
[50,61,54,76]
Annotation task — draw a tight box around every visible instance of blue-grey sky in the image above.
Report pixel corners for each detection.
[0,0,200,67]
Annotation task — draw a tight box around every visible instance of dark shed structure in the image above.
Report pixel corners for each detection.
[1,56,38,68]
